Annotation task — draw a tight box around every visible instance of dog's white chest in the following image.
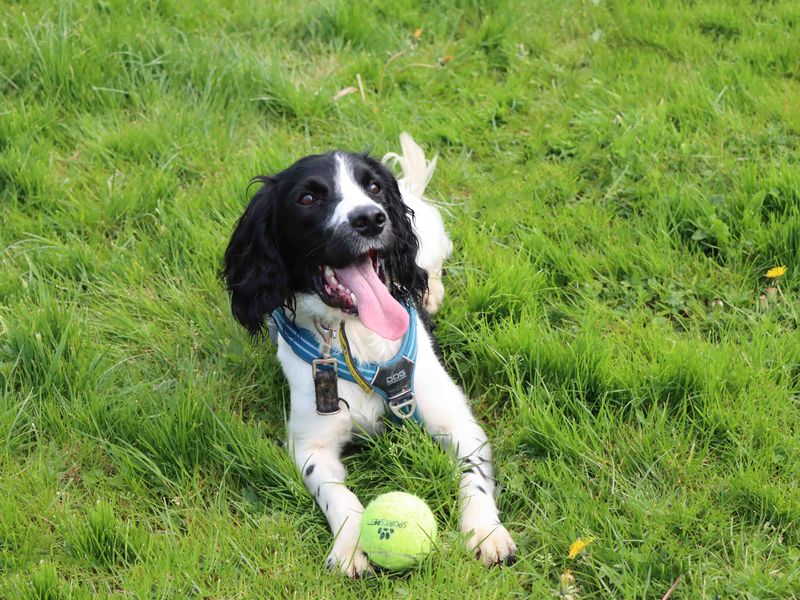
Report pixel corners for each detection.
[337,380,387,435]
[277,340,389,438]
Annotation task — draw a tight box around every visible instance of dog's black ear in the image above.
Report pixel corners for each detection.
[382,174,428,306]
[222,178,289,335]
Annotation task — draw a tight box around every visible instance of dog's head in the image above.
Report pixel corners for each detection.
[222,151,427,340]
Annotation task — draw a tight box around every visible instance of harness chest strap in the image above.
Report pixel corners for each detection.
[270,304,421,424]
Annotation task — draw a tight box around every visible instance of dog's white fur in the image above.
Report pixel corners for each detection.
[282,135,515,576]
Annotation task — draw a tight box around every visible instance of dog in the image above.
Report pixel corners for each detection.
[222,134,516,577]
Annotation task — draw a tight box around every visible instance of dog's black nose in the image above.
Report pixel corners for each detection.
[348,205,386,237]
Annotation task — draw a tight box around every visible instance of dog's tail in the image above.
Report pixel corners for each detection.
[382,132,438,198]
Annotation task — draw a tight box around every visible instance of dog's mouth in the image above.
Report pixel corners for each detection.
[316,249,409,341]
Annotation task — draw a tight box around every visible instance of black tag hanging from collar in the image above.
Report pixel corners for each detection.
[312,358,341,415]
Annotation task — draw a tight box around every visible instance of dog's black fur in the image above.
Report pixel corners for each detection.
[222,152,428,335]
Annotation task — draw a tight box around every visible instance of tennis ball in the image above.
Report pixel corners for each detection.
[360,492,437,571]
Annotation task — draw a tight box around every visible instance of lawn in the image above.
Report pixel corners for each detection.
[1,0,800,597]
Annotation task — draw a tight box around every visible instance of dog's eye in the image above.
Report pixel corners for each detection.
[298,193,316,206]
[367,182,381,195]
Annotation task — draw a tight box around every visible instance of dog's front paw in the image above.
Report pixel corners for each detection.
[462,522,517,567]
[326,543,371,578]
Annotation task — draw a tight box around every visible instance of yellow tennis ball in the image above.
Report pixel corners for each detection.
[360,492,437,571]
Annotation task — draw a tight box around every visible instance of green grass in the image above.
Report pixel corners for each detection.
[1,0,800,597]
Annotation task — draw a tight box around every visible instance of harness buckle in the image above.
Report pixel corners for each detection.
[311,357,337,378]
[387,392,417,421]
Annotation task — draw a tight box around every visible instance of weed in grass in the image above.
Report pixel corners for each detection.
[65,501,143,569]
[17,562,65,600]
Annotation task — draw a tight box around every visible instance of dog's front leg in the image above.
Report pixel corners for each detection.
[414,334,517,566]
[289,420,370,578]
[280,344,370,578]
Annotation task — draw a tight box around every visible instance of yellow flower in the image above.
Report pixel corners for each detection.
[568,537,593,559]
[766,266,787,279]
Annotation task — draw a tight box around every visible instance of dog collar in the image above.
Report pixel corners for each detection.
[271,304,421,425]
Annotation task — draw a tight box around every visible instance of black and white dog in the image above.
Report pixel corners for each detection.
[223,134,516,576]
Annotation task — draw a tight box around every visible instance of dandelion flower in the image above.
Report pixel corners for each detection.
[766,266,786,279]
[568,537,593,559]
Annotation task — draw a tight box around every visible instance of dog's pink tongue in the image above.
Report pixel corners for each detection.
[334,260,409,340]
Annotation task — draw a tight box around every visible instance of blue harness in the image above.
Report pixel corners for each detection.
[271,304,421,424]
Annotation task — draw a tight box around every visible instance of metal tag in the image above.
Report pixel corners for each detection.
[312,358,340,415]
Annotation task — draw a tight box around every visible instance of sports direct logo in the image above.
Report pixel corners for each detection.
[385,370,407,385]
[367,518,407,529]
